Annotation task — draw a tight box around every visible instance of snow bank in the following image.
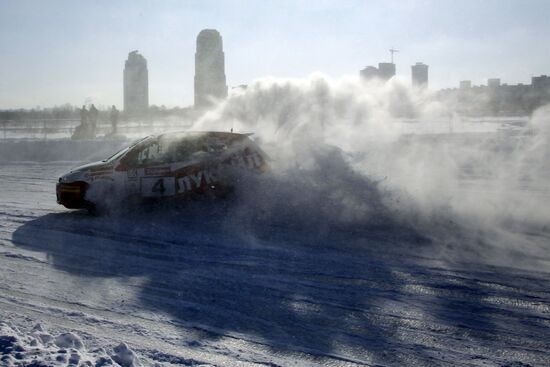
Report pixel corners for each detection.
[112,343,142,367]
[0,322,144,367]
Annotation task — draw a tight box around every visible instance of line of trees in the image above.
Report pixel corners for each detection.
[0,104,195,122]
[0,104,78,121]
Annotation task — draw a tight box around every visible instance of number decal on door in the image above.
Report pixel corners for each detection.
[152,178,166,194]
[140,177,175,197]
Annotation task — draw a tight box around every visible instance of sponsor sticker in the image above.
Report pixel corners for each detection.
[145,167,171,176]
[90,165,113,174]
[173,150,264,194]
[176,168,219,193]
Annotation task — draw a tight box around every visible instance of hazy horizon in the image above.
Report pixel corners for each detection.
[1,0,549,109]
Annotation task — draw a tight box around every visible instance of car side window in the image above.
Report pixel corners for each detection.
[174,138,211,162]
[174,140,196,162]
[207,138,228,153]
[136,139,171,166]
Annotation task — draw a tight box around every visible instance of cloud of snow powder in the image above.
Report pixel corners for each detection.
[191,74,550,267]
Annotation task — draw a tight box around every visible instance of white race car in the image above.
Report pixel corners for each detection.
[56,131,268,210]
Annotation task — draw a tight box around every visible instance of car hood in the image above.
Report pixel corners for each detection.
[59,161,113,183]
[69,161,110,173]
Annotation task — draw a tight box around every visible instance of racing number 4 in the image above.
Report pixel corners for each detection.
[140,177,175,197]
[152,178,166,194]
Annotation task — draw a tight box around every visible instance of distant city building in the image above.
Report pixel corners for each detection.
[194,29,228,108]
[488,78,501,88]
[531,75,550,107]
[123,50,149,115]
[378,63,396,81]
[532,75,550,92]
[459,80,472,89]
[438,74,550,116]
[411,62,429,89]
[359,63,396,82]
[359,66,379,81]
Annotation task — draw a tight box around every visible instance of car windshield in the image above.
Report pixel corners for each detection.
[103,136,151,162]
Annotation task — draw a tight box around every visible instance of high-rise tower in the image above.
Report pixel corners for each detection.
[411,62,428,89]
[194,29,228,108]
[378,62,396,81]
[123,50,149,115]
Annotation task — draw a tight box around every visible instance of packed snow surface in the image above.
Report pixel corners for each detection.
[1,156,549,366]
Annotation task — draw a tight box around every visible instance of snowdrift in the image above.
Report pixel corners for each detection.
[0,323,143,367]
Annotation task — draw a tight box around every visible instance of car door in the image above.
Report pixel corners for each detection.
[124,138,176,198]
[172,135,220,195]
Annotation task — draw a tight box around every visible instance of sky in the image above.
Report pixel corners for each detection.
[0,0,549,109]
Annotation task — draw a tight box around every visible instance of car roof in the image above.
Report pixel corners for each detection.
[155,131,252,141]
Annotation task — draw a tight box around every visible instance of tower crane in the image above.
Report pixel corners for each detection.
[389,48,399,64]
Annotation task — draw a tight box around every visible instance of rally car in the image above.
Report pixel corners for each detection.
[56,131,268,210]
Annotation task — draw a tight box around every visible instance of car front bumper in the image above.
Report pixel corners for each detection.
[56,182,89,209]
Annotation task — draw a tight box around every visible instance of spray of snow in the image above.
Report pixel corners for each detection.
[190,74,550,266]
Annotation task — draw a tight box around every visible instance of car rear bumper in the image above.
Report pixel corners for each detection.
[56,182,89,209]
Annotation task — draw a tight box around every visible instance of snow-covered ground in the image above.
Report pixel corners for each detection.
[1,145,550,366]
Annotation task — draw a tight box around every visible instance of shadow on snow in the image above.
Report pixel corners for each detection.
[11,198,548,365]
